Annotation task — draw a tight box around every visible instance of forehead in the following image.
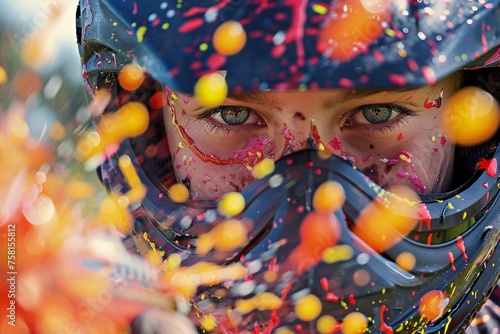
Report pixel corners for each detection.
[224,73,461,104]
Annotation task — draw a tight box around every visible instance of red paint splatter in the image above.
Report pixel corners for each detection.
[207,53,227,71]
[339,78,354,88]
[349,293,356,305]
[379,305,394,334]
[325,292,339,302]
[440,136,447,145]
[417,203,432,231]
[373,49,385,63]
[388,74,407,86]
[178,18,205,33]
[320,277,329,291]
[448,252,456,271]
[397,132,403,140]
[478,158,497,177]
[456,236,468,261]
[423,88,444,108]
[132,2,138,14]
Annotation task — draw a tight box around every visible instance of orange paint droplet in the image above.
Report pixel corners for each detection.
[395,251,416,271]
[317,0,391,62]
[295,294,322,321]
[0,66,7,85]
[419,290,447,322]
[49,121,66,141]
[118,63,145,91]
[353,186,418,252]
[213,21,247,56]
[78,102,149,160]
[341,312,368,334]
[291,212,342,273]
[211,218,248,251]
[194,72,228,107]
[313,181,346,213]
[441,87,500,146]
[168,183,190,203]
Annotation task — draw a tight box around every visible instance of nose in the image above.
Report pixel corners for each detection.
[280,120,322,157]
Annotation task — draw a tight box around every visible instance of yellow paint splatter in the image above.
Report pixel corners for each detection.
[137,26,147,42]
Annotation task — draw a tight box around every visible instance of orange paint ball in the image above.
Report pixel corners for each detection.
[317,0,391,62]
[395,251,417,271]
[353,186,419,253]
[211,218,248,252]
[299,211,341,249]
[118,63,145,91]
[313,181,346,213]
[168,183,190,203]
[419,290,447,322]
[213,21,247,56]
[100,101,150,146]
[341,312,368,334]
[441,86,500,146]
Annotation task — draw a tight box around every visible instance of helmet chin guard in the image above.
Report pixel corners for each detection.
[103,142,500,333]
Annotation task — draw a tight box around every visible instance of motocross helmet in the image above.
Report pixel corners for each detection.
[77,0,500,333]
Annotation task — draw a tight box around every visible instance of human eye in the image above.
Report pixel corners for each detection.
[198,106,265,134]
[342,104,416,133]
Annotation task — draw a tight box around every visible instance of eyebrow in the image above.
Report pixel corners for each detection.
[226,86,427,109]
[321,86,427,109]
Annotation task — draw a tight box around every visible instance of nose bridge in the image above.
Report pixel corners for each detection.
[273,92,334,156]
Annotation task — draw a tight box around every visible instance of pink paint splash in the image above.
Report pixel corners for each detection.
[329,137,342,150]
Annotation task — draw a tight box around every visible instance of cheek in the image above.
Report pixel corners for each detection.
[164,110,259,199]
[355,137,454,194]
[172,154,254,199]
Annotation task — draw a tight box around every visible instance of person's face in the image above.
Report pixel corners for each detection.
[164,75,460,200]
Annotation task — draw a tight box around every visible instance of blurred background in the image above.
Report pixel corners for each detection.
[0,0,88,139]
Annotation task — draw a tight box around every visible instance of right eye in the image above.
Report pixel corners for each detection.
[198,106,264,133]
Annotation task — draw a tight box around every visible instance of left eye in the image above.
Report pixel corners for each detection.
[219,106,251,125]
[362,105,395,124]
[344,104,413,127]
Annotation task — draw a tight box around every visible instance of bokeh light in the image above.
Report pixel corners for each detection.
[419,290,447,322]
[313,181,346,213]
[213,20,247,56]
[341,312,368,334]
[441,86,500,146]
[194,72,228,107]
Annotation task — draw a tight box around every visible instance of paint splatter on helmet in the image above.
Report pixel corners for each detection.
[77,1,500,332]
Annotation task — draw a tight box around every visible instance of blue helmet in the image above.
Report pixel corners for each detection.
[77,1,500,332]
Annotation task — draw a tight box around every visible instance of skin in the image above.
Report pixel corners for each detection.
[164,74,461,200]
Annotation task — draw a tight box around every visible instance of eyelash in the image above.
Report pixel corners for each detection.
[198,104,416,135]
[344,104,416,134]
[197,106,261,135]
